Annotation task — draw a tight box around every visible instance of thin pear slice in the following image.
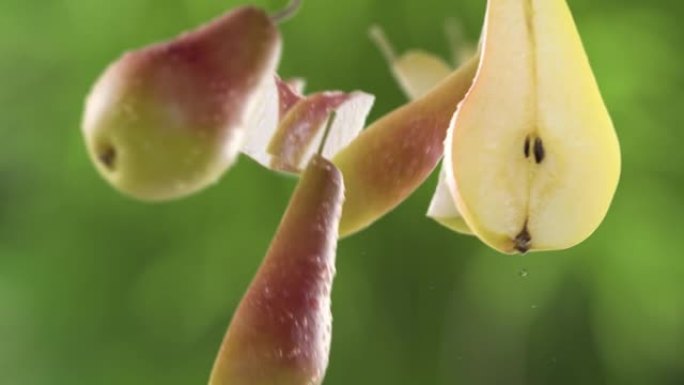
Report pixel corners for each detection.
[369,25,453,100]
[334,55,479,237]
[209,155,343,385]
[242,80,373,173]
[268,91,374,172]
[447,0,621,254]
[427,166,472,235]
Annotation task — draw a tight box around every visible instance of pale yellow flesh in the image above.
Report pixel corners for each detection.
[447,0,620,253]
[369,25,453,100]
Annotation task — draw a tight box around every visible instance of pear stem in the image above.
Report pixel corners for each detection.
[317,111,337,157]
[271,0,303,24]
[368,25,398,64]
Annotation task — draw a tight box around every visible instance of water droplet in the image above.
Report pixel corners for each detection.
[518,268,529,278]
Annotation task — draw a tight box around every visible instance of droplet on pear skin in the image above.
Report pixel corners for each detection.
[82,6,281,201]
[209,155,343,385]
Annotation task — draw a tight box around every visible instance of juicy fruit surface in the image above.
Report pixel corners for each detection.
[210,155,343,385]
[447,0,621,253]
[82,6,280,201]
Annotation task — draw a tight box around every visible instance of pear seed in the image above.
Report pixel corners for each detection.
[533,137,545,164]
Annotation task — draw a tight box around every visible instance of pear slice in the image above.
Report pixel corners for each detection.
[369,25,453,100]
[209,155,343,385]
[268,91,373,172]
[334,55,478,237]
[446,0,621,254]
[427,166,472,235]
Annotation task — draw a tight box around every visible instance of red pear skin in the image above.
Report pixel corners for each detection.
[82,6,281,201]
[209,155,344,385]
[333,56,479,237]
[276,77,304,118]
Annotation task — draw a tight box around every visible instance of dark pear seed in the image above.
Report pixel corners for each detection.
[533,138,545,164]
[524,136,531,158]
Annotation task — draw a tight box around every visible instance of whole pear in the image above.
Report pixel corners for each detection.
[82,6,281,201]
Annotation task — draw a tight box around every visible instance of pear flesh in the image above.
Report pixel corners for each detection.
[446,0,621,253]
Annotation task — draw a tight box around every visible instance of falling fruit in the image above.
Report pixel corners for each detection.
[242,83,374,174]
[209,154,343,385]
[444,0,621,253]
[333,43,479,237]
[82,6,281,201]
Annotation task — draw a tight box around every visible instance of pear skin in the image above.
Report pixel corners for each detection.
[82,6,281,201]
[446,0,621,253]
[209,155,343,385]
[333,56,479,237]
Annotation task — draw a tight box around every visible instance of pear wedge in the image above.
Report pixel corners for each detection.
[209,155,343,385]
[445,0,621,253]
[334,55,478,237]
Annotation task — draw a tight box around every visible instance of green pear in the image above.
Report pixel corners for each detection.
[82,6,281,201]
[209,154,343,385]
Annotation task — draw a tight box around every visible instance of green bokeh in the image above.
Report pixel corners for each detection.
[1,0,682,384]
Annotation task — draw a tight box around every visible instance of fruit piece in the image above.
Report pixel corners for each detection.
[369,25,453,100]
[241,76,303,169]
[445,0,621,253]
[82,6,281,201]
[427,167,472,235]
[334,55,479,237]
[268,92,374,172]
[242,87,374,174]
[209,154,343,385]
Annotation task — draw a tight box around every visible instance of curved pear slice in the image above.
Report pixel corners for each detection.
[334,56,479,237]
[268,92,371,172]
[427,166,472,235]
[447,0,621,254]
[209,155,343,385]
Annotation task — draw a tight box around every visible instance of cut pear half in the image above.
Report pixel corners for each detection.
[446,0,621,254]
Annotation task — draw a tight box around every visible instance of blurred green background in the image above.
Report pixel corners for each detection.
[1,0,682,384]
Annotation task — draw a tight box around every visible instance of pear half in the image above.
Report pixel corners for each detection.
[445,0,621,253]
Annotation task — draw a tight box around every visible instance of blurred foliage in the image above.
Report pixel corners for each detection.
[1,0,683,384]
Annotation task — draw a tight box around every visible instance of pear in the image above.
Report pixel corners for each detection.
[242,85,374,174]
[209,154,343,385]
[367,25,476,235]
[241,76,304,170]
[82,6,281,201]
[268,92,373,172]
[445,0,621,253]
[333,54,479,237]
